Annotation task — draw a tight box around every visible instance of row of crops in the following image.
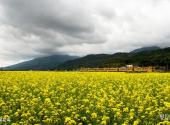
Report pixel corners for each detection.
[0,71,170,124]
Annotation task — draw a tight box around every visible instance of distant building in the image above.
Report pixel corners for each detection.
[126,65,133,68]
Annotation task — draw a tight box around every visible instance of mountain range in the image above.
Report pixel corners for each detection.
[57,46,170,70]
[2,46,170,71]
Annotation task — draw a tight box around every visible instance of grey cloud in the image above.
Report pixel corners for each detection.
[1,0,103,42]
[2,0,94,35]
[0,0,107,65]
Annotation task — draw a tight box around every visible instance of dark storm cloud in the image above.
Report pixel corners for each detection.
[2,0,94,34]
[0,0,170,66]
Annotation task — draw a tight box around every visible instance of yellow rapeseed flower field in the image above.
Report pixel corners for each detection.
[0,71,170,125]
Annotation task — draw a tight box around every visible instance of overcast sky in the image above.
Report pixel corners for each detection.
[0,0,170,66]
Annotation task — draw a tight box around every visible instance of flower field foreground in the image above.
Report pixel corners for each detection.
[0,71,170,125]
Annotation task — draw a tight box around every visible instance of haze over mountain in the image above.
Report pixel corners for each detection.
[130,46,160,53]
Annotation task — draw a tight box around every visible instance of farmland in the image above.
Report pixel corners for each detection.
[0,71,170,124]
